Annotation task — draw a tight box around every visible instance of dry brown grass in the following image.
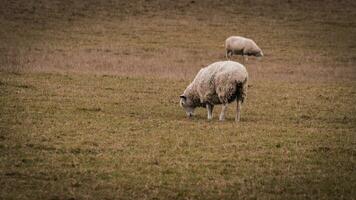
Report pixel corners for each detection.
[1,0,356,82]
[1,72,355,199]
[1,0,356,199]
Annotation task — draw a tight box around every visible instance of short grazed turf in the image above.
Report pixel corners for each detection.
[0,72,355,199]
[1,0,356,199]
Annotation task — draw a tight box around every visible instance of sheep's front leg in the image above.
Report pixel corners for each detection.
[206,104,214,120]
[219,104,227,121]
[235,99,242,122]
[242,55,248,65]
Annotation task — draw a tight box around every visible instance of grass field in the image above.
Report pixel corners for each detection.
[1,0,356,199]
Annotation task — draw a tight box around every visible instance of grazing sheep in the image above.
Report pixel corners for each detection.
[225,36,263,61]
[180,61,248,122]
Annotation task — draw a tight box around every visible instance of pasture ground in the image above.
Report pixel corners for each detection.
[1,0,356,199]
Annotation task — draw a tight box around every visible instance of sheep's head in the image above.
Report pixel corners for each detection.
[256,50,264,57]
[179,95,195,117]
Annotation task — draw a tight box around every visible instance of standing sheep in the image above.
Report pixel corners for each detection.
[180,61,248,122]
[225,36,263,61]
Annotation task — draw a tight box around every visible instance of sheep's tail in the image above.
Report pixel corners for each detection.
[236,77,248,103]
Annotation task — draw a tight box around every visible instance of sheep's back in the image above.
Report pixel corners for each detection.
[225,36,248,50]
[193,61,247,103]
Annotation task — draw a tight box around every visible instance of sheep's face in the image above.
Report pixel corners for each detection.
[180,95,195,117]
[256,50,264,57]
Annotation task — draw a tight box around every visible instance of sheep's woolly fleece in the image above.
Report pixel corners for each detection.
[225,36,263,56]
[183,61,248,107]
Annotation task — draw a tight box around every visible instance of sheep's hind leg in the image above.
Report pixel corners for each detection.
[235,99,242,122]
[206,104,214,120]
[219,104,227,121]
[226,50,232,60]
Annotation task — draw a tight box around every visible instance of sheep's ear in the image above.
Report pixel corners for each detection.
[180,95,187,104]
[180,95,186,105]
